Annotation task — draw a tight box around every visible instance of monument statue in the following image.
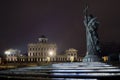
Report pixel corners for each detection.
[83,4,101,62]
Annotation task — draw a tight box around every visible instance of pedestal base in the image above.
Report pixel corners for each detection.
[83,54,100,62]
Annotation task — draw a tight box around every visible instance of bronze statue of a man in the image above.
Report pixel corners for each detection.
[83,5,101,61]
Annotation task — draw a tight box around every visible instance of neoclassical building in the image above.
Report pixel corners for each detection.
[66,48,78,61]
[4,49,21,62]
[3,36,83,63]
[28,35,57,62]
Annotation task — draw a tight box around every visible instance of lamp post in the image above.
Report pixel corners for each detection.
[49,51,54,57]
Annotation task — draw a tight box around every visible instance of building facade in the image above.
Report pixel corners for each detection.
[28,36,57,62]
[3,36,83,63]
[66,48,78,61]
[5,49,21,62]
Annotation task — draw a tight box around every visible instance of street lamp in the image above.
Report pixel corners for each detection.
[49,51,54,57]
[5,51,11,55]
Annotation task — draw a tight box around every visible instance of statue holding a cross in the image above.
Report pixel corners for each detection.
[83,1,101,62]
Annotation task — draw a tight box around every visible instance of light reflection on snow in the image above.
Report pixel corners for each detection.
[52,78,97,80]
[0,62,120,79]
[52,72,120,76]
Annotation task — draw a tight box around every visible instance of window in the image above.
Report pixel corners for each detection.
[41,52,43,56]
[53,48,55,50]
[71,54,73,56]
[36,53,37,56]
[33,53,35,56]
[29,53,31,56]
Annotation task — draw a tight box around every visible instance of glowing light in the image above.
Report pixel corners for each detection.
[5,51,11,55]
[47,57,50,62]
[70,56,74,62]
[4,49,21,55]
[102,56,108,62]
[49,51,54,56]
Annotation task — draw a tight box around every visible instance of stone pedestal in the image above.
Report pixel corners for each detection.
[83,54,100,62]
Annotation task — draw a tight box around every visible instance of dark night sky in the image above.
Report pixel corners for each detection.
[0,0,120,55]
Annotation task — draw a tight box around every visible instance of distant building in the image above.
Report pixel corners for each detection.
[27,36,83,62]
[4,49,21,62]
[66,48,78,61]
[17,54,28,62]
[28,35,57,62]
[2,36,83,63]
